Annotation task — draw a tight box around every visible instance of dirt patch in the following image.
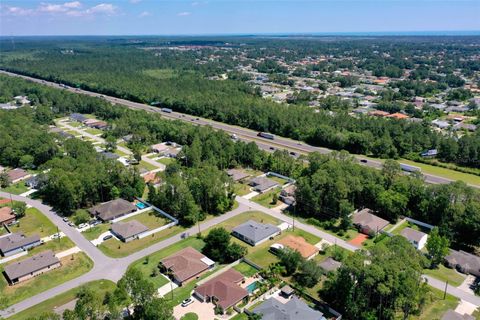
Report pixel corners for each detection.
[349,233,369,247]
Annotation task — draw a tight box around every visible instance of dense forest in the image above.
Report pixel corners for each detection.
[0,74,479,249]
[0,37,479,169]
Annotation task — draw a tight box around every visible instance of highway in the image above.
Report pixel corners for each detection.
[0,69,477,189]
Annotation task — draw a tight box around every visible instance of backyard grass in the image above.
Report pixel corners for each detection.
[129,237,205,289]
[423,265,466,287]
[66,121,82,127]
[251,188,282,208]
[390,220,431,235]
[114,148,130,157]
[7,237,77,262]
[204,211,280,234]
[411,287,459,320]
[157,157,176,166]
[82,223,111,240]
[122,210,169,229]
[233,261,259,277]
[0,252,94,309]
[233,182,252,196]
[1,182,29,195]
[98,223,185,258]
[84,128,103,135]
[138,160,158,171]
[267,175,289,185]
[8,279,116,320]
[9,207,58,237]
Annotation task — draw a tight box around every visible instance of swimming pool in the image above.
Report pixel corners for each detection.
[136,202,147,209]
[246,281,259,293]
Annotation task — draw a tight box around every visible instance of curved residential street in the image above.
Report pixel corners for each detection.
[1,193,479,317]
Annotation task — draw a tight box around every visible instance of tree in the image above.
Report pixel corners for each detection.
[0,172,10,188]
[105,135,117,152]
[72,287,104,320]
[13,202,27,218]
[426,227,450,267]
[142,297,174,320]
[295,259,323,288]
[203,227,246,263]
[117,267,156,311]
[278,248,304,276]
[73,209,90,225]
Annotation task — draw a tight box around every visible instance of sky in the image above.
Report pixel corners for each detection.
[0,0,479,36]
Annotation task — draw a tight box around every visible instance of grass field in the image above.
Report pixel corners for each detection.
[82,223,111,240]
[157,157,176,166]
[1,182,29,195]
[122,210,169,229]
[204,211,279,234]
[267,175,289,185]
[0,252,94,309]
[9,207,58,237]
[84,127,103,135]
[98,223,185,258]
[138,160,158,171]
[233,182,252,196]
[233,261,259,277]
[411,287,459,320]
[8,279,116,320]
[423,265,467,287]
[251,188,282,208]
[129,237,205,289]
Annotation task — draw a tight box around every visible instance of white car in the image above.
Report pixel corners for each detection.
[181,298,194,307]
[78,223,89,229]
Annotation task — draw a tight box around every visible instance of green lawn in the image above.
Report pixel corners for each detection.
[8,280,116,320]
[0,252,94,309]
[157,157,176,166]
[84,127,103,135]
[233,262,259,277]
[16,237,76,260]
[234,182,252,196]
[251,188,282,208]
[138,160,158,171]
[390,220,431,236]
[411,287,459,320]
[122,210,169,229]
[204,211,280,234]
[66,121,82,127]
[267,175,289,185]
[9,207,58,237]
[82,223,111,240]
[114,148,130,157]
[129,237,205,289]
[1,182,29,195]
[180,313,199,320]
[423,265,466,287]
[473,309,480,320]
[98,223,185,258]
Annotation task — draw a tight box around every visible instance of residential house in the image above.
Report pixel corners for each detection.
[14,96,31,105]
[318,257,342,274]
[25,175,45,189]
[3,250,61,285]
[226,169,250,182]
[150,143,182,158]
[386,112,409,120]
[249,176,279,193]
[0,207,16,226]
[352,208,389,236]
[159,247,215,285]
[277,235,318,260]
[232,220,281,246]
[441,310,475,320]
[432,119,450,129]
[369,110,390,117]
[110,220,149,242]
[69,113,88,123]
[279,185,296,205]
[454,122,477,132]
[88,199,137,222]
[0,232,42,257]
[7,168,31,184]
[444,250,480,277]
[253,296,326,320]
[400,227,428,250]
[194,269,249,313]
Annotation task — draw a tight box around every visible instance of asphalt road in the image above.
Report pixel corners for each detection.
[1,70,476,189]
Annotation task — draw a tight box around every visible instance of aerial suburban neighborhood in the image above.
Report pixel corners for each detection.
[0,2,480,319]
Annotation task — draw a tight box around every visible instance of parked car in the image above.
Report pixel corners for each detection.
[78,223,88,229]
[88,219,98,225]
[68,222,75,227]
[103,235,113,241]
[52,233,61,239]
[62,217,69,222]
[181,298,194,307]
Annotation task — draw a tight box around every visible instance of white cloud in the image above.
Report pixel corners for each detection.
[191,1,200,6]
[138,10,151,17]
[39,1,82,13]
[177,11,191,16]
[1,5,35,16]
[1,2,117,18]
[86,3,117,15]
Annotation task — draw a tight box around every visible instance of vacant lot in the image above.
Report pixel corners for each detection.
[0,252,93,308]
[411,287,459,320]
[1,182,29,195]
[9,207,58,237]
[251,188,282,208]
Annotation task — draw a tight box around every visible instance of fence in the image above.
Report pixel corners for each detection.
[405,217,434,230]
[266,171,296,184]
[138,221,177,239]
[134,197,179,224]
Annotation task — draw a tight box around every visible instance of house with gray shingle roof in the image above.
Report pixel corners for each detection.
[3,250,61,285]
[249,176,279,193]
[253,296,326,320]
[444,250,480,277]
[0,232,41,257]
[111,220,148,242]
[441,309,475,320]
[232,220,281,246]
[88,198,137,222]
[400,227,428,250]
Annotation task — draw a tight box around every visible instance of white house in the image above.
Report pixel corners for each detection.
[400,227,428,250]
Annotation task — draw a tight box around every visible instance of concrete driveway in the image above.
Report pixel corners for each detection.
[173,297,217,320]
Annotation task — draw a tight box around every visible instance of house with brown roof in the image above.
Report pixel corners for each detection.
[88,198,137,222]
[0,207,16,226]
[194,268,249,313]
[352,208,389,236]
[159,247,215,285]
[3,250,61,285]
[111,220,149,242]
[0,232,42,257]
[7,168,31,184]
[277,235,318,260]
[386,112,409,120]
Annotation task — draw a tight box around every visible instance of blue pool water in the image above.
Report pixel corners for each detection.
[246,281,258,293]
[136,202,146,209]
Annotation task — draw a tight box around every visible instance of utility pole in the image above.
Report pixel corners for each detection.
[443,281,448,300]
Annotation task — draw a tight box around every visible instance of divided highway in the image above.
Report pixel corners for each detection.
[1,70,477,189]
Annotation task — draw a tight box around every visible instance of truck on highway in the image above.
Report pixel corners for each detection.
[257,132,275,140]
[161,108,173,113]
[400,163,421,173]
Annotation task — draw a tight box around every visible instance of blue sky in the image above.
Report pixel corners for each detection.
[1,0,479,36]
